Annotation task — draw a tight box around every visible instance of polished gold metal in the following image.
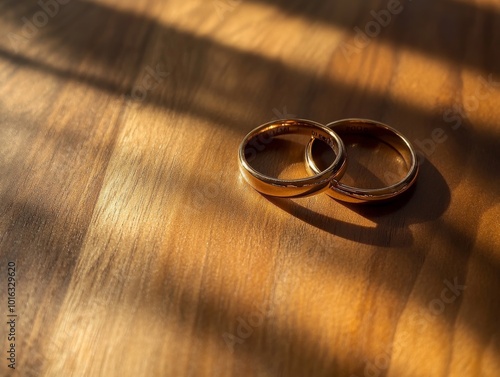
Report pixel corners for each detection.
[239,119,347,198]
[305,118,419,203]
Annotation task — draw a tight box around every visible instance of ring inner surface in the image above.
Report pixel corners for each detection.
[311,125,409,189]
[247,123,339,180]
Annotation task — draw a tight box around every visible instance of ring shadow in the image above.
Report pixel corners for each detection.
[264,155,449,248]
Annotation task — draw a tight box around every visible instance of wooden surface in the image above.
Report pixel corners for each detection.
[0,0,499,376]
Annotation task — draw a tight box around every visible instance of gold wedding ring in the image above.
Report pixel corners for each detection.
[305,119,419,203]
[238,119,347,197]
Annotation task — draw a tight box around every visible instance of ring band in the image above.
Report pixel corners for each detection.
[305,118,419,203]
[239,119,347,198]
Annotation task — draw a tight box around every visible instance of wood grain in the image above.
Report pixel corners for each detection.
[0,0,499,376]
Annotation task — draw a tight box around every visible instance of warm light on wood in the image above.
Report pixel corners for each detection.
[0,0,499,376]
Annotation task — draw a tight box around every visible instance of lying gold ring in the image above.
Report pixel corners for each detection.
[239,119,347,198]
[305,118,418,203]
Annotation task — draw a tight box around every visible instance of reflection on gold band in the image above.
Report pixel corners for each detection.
[239,119,347,198]
[305,118,419,203]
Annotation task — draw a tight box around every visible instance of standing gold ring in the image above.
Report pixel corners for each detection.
[305,118,419,203]
[239,119,347,198]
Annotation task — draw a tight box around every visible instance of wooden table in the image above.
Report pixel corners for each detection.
[0,0,499,376]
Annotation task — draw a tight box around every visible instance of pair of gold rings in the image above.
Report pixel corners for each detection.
[238,119,418,203]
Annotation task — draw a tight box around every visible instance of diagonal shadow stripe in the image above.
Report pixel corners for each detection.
[0,0,498,192]
[233,0,500,76]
